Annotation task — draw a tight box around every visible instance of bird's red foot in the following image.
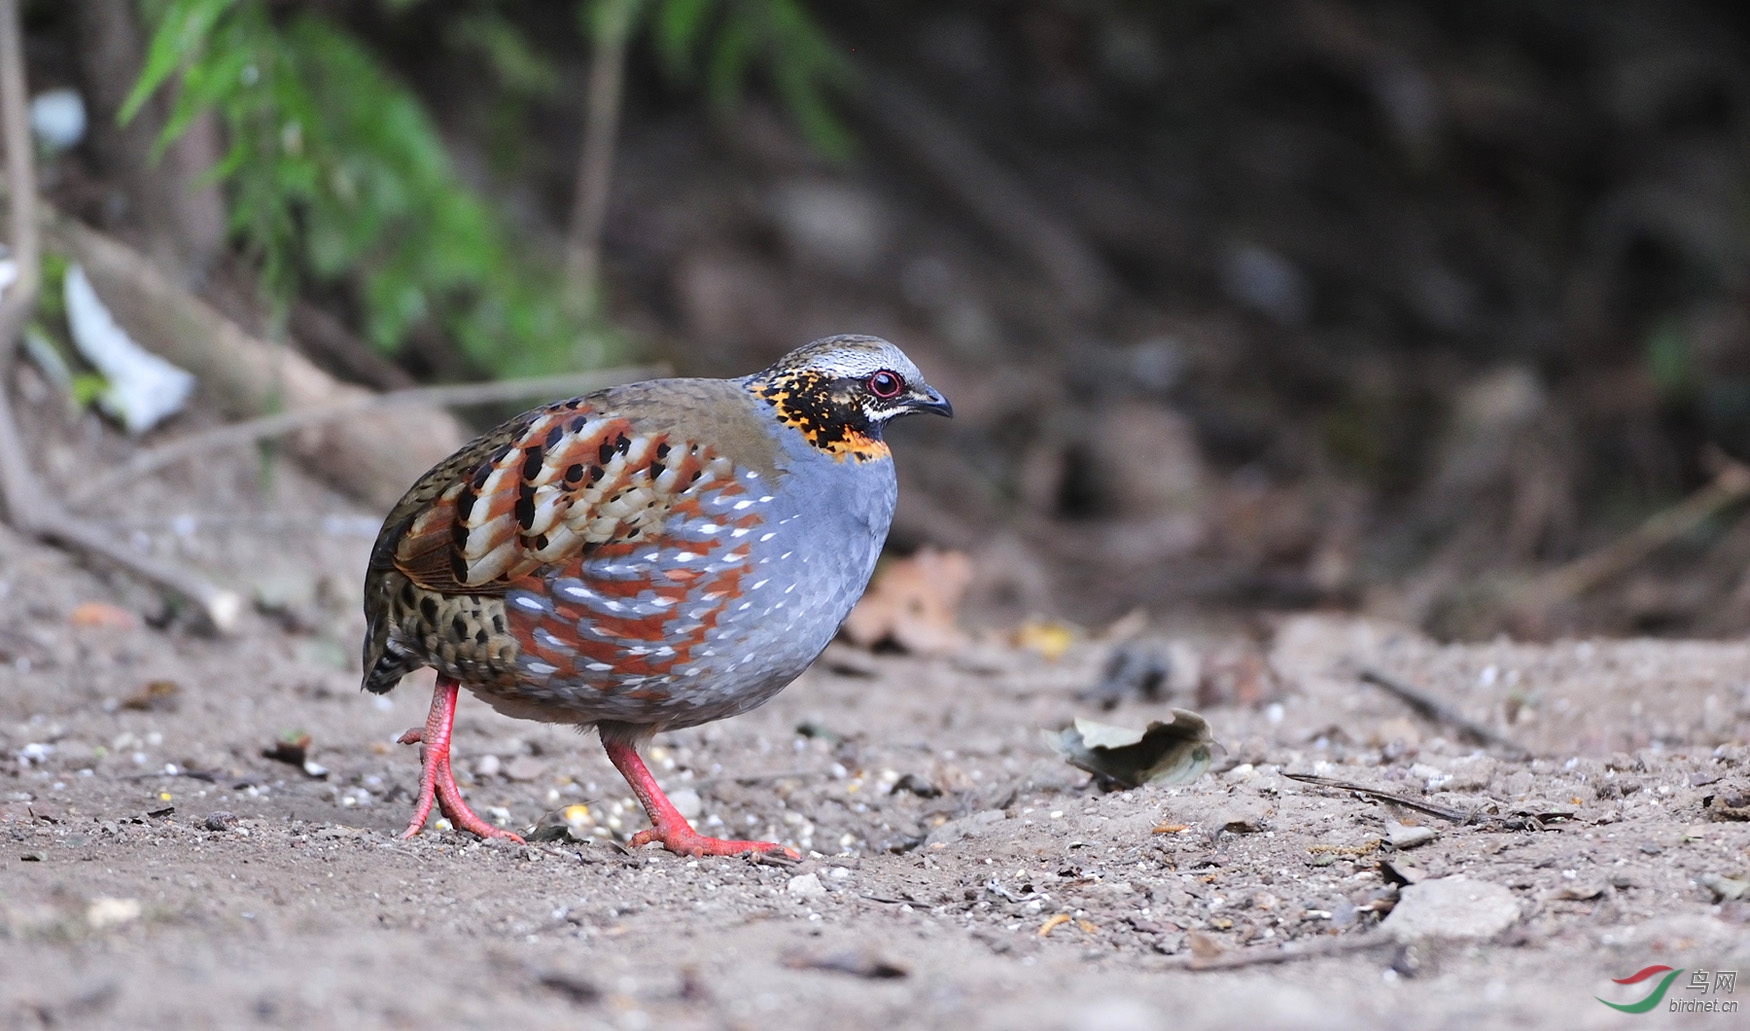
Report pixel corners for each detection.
[399,676,524,844]
[628,821,799,858]
[604,736,800,859]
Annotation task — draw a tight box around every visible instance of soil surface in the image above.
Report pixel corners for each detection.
[5,444,1750,1030]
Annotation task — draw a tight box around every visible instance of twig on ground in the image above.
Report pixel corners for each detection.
[1357,666,1532,760]
[75,364,666,499]
[0,0,242,633]
[1510,459,1750,615]
[1283,772,1476,824]
[1158,929,1396,972]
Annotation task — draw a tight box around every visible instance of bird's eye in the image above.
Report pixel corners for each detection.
[867,370,904,398]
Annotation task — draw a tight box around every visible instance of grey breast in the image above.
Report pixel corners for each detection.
[637,414,895,731]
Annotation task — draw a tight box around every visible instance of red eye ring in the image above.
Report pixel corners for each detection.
[867,370,905,398]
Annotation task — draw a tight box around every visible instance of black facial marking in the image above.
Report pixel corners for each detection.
[521,446,544,480]
[451,552,469,582]
[614,433,631,455]
[492,613,505,633]
[564,464,585,483]
[419,597,438,623]
[588,465,604,483]
[451,615,468,638]
[648,460,666,480]
[655,441,671,459]
[475,628,489,645]
[597,440,614,465]
[751,371,873,449]
[569,415,587,432]
[470,463,491,491]
[455,486,477,521]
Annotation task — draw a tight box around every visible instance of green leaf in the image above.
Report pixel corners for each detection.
[653,0,716,80]
[120,0,240,125]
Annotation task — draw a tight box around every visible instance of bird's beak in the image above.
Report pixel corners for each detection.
[909,384,953,418]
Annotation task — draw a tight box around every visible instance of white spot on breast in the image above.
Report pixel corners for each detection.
[512,596,545,612]
[780,551,792,560]
[603,600,624,612]
[527,661,559,675]
[759,495,774,503]
[746,471,760,479]
[759,532,777,542]
[559,584,600,602]
[737,602,752,611]
[751,579,770,590]
[784,584,796,594]
[698,523,722,535]
[730,528,751,538]
[675,552,699,562]
[587,662,614,672]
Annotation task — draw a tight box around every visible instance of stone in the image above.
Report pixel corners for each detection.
[1381,877,1520,942]
[786,873,827,899]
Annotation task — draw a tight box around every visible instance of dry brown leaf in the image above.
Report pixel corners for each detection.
[841,548,971,654]
[69,601,137,630]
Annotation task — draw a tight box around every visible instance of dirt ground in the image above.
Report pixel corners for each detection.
[5,433,1750,1031]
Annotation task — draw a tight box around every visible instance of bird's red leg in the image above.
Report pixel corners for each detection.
[398,675,524,843]
[603,737,799,859]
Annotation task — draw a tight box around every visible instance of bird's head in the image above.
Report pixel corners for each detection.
[746,335,952,460]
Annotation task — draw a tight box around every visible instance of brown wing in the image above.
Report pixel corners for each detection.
[371,391,747,597]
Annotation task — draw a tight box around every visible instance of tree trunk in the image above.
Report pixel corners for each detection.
[71,0,228,286]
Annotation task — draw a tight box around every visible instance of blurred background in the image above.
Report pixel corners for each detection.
[18,0,1750,641]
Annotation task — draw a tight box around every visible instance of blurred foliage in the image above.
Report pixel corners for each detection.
[638,0,856,160]
[120,0,853,378]
[123,0,601,379]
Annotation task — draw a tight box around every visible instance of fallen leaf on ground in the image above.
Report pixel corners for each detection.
[69,601,137,630]
[840,548,971,654]
[1047,711,1220,788]
[1014,620,1076,661]
[121,680,180,712]
[1701,874,1750,902]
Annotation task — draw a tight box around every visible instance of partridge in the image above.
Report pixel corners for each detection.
[361,336,950,856]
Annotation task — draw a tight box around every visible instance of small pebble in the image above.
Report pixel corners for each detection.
[786,873,827,898]
[204,811,238,831]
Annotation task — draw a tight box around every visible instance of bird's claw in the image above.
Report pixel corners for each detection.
[628,824,798,859]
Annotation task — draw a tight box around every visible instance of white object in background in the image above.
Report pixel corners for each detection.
[30,88,86,152]
[65,264,195,434]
